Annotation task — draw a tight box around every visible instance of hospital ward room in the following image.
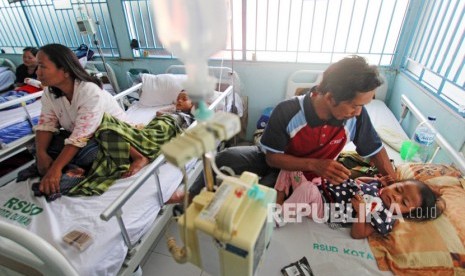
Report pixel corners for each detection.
[1,0,465,275]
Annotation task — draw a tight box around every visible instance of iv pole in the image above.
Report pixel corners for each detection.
[79,0,115,94]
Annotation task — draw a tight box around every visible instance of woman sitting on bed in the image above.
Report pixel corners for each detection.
[22,43,159,196]
[275,171,444,239]
[15,46,39,86]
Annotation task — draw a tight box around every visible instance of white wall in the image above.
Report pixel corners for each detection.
[387,72,465,163]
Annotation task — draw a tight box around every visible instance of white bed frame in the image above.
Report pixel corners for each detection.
[85,61,121,94]
[0,69,235,275]
[0,60,130,186]
[400,94,465,173]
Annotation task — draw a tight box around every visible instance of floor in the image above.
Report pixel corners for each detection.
[141,219,208,276]
[141,218,390,276]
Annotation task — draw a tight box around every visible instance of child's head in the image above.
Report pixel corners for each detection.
[175,90,193,112]
[379,179,443,220]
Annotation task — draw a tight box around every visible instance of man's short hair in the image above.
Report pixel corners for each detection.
[317,55,382,103]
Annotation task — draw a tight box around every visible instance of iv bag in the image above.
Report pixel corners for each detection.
[153,0,228,101]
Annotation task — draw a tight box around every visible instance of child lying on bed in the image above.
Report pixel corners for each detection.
[156,90,195,204]
[156,90,195,129]
[275,170,444,239]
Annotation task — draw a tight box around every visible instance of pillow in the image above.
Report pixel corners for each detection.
[396,163,465,189]
[375,126,409,152]
[205,90,226,111]
[140,74,187,107]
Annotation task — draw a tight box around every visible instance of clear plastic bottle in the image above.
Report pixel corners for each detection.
[412,116,437,162]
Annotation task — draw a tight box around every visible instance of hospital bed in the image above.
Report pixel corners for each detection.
[0,61,121,186]
[0,67,236,275]
[0,91,43,186]
[257,71,465,275]
[0,58,16,92]
[85,60,121,95]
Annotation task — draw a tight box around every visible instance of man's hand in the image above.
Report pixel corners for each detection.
[311,159,351,184]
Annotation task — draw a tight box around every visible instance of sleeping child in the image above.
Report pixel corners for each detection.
[274,170,444,239]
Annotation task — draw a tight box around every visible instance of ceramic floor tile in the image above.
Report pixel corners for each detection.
[142,252,202,276]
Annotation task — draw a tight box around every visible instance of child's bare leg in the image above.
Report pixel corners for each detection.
[166,186,185,204]
[122,146,149,178]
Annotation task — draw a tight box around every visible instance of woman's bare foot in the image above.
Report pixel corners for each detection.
[122,146,150,178]
[65,167,86,178]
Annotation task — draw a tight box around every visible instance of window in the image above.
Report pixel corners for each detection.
[0,0,118,57]
[122,0,169,57]
[123,0,409,66]
[403,0,465,115]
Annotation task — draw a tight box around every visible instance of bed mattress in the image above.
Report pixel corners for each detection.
[0,100,41,129]
[0,162,184,275]
[259,219,392,275]
[0,100,41,145]
[125,102,170,125]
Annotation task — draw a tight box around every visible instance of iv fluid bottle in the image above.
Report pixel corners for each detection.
[152,0,228,102]
[413,116,437,162]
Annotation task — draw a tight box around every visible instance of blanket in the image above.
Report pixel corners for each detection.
[68,113,181,196]
[368,163,465,275]
[0,91,36,110]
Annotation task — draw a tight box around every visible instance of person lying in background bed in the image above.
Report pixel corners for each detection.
[17,43,182,200]
[15,46,39,86]
[188,55,396,199]
[274,170,444,238]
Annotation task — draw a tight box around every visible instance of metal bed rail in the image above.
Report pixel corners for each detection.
[100,82,234,250]
[400,94,465,173]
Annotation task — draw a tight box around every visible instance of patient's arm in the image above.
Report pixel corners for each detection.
[276,190,286,205]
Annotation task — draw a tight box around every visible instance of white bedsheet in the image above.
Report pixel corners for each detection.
[344,99,409,165]
[0,100,42,129]
[125,102,170,125]
[260,219,392,275]
[0,162,183,275]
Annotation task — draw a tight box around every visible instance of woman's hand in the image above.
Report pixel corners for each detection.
[36,152,53,176]
[39,167,62,195]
